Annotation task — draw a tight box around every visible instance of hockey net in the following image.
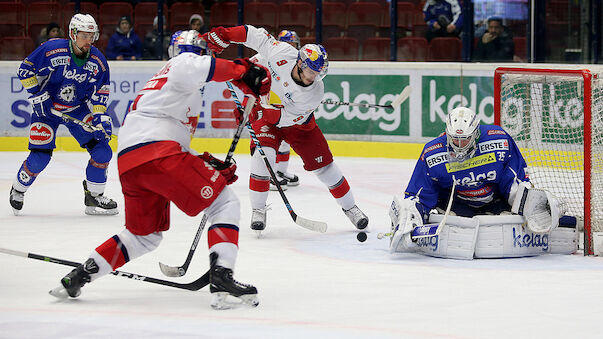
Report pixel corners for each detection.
[494,67,603,255]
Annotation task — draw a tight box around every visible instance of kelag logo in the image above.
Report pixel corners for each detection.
[317,75,410,136]
[421,76,494,137]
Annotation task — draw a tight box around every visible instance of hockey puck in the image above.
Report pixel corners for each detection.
[357,232,367,243]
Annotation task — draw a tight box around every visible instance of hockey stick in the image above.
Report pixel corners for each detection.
[158,214,208,277]
[225,81,327,233]
[157,96,258,277]
[321,86,411,110]
[51,109,115,140]
[0,247,210,291]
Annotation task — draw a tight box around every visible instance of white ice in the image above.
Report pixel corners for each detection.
[1,151,603,339]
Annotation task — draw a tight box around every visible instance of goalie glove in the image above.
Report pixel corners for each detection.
[28,91,53,118]
[389,195,422,253]
[199,152,238,185]
[511,181,566,233]
[91,114,112,141]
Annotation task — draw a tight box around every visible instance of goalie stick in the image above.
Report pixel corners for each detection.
[0,247,210,291]
[321,86,411,110]
[157,95,258,278]
[225,81,327,233]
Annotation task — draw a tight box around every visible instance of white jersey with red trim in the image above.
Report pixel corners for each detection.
[244,25,323,127]
[117,53,214,154]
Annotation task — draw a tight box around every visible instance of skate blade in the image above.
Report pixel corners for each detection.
[49,286,70,299]
[254,230,263,238]
[85,206,119,215]
[11,208,20,216]
[210,292,259,310]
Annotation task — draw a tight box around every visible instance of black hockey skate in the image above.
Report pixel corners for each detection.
[83,180,118,215]
[269,176,288,191]
[277,171,300,187]
[343,205,369,230]
[49,258,99,298]
[209,253,258,310]
[9,187,24,216]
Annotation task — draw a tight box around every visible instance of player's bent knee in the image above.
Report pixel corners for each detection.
[117,229,163,259]
[26,149,53,173]
[87,141,113,164]
[205,186,240,226]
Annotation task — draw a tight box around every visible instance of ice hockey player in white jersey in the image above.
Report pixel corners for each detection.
[389,106,576,259]
[203,24,369,233]
[49,30,271,309]
[10,14,117,216]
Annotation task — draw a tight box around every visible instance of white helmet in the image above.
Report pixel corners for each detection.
[69,13,99,43]
[168,30,207,59]
[445,106,480,162]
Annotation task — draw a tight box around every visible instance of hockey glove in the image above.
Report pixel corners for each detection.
[203,27,230,54]
[200,152,238,185]
[28,91,53,118]
[91,114,112,141]
[511,181,566,233]
[231,58,271,97]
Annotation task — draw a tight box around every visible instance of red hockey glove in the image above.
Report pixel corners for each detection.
[202,26,247,54]
[199,152,238,185]
[247,103,281,125]
[231,58,271,97]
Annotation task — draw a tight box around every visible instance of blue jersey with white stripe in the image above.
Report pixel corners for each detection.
[17,38,110,115]
[405,124,528,216]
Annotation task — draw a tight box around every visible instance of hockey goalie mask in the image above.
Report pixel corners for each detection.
[297,44,329,82]
[69,14,99,43]
[445,106,481,162]
[277,30,300,49]
[168,30,207,59]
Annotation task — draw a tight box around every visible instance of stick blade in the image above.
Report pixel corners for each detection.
[158,262,186,277]
[294,216,328,233]
[391,86,411,109]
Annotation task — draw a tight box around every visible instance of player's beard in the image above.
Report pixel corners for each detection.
[72,41,90,57]
[293,66,312,87]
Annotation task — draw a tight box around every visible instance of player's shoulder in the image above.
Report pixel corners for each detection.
[479,124,511,139]
[419,134,447,161]
[88,46,109,71]
[36,38,70,55]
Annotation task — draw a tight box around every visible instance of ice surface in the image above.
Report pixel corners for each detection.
[1,152,603,338]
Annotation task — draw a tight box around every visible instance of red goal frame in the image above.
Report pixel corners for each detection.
[493,67,595,255]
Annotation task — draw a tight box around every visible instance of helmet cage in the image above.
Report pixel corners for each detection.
[445,107,480,162]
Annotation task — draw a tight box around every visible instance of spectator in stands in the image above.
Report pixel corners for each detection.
[474,17,514,62]
[106,15,142,60]
[423,0,463,41]
[189,14,206,34]
[143,16,171,60]
[36,22,64,46]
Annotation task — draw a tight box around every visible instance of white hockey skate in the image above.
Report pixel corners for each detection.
[250,206,269,236]
[83,181,118,215]
[343,205,369,230]
[9,187,24,216]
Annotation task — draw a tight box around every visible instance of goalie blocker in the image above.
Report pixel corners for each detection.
[389,196,577,259]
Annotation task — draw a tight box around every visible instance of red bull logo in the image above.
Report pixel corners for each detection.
[305,48,319,61]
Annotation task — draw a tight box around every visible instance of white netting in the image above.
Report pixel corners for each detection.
[497,70,603,251]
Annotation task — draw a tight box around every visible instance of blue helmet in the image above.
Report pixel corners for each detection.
[277,30,300,49]
[298,44,329,81]
[168,30,207,58]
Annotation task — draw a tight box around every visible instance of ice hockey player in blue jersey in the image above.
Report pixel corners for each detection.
[389,106,571,257]
[9,13,117,216]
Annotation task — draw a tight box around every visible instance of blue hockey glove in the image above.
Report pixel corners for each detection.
[91,114,112,141]
[28,91,53,118]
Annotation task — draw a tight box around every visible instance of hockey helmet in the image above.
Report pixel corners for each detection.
[297,44,329,81]
[277,30,300,49]
[69,14,99,43]
[445,106,481,162]
[168,30,207,59]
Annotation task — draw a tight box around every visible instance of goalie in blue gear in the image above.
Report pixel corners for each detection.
[9,13,117,216]
[389,107,575,258]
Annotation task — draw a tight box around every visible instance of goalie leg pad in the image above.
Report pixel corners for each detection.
[416,215,479,260]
